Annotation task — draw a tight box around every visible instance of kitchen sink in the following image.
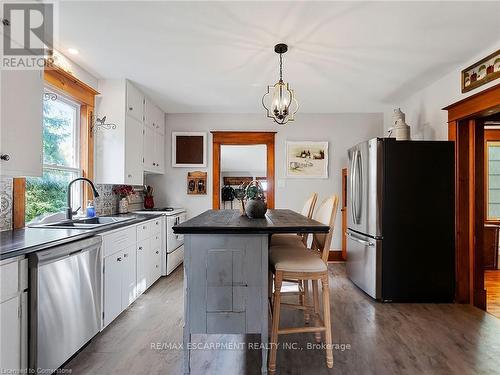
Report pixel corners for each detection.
[30,216,135,229]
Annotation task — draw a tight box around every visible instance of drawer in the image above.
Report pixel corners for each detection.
[151,218,162,235]
[0,260,19,303]
[151,232,161,250]
[103,226,136,257]
[207,312,245,334]
[137,221,152,241]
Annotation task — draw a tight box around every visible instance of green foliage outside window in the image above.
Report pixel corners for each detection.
[25,96,78,223]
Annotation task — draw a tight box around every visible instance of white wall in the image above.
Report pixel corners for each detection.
[147,113,383,250]
[384,41,500,140]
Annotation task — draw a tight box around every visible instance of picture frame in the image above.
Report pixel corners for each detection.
[461,49,500,93]
[172,132,207,167]
[286,141,329,179]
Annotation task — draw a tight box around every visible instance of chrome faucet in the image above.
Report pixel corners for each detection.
[66,177,100,220]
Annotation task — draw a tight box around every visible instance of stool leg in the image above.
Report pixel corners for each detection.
[321,275,333,368]
[303,279,310,323]
[312,280,321,343]
[269,272,283,374]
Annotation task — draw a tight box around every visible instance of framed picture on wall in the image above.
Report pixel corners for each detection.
[461,49,500,93]
[172,132,207,167]
[286,141,328,178]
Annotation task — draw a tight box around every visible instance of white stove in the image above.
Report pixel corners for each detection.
[134,207,186,275]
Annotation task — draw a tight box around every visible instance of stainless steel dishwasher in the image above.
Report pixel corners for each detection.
[29,236,102,372]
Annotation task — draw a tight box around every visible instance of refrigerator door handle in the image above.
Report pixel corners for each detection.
[346,231,374,247]
[355,150,362,224]
[351,150,358,224]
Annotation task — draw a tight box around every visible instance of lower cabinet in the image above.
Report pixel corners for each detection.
[102,219,163,329]
[0,257,28,373]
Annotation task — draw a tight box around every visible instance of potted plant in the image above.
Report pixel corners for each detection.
[113,185,135,213]
[244,180,267,218]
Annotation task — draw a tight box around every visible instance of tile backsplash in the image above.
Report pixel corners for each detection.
[0,177,13,231]
[94,184,144,215]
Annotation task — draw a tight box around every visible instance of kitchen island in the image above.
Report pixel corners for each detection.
[173,209,329,374]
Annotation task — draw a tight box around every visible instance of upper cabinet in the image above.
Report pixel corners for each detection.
[126,82,144,122]
[143,99,165,174]
[0,70,43,177]
[95,80,165,185]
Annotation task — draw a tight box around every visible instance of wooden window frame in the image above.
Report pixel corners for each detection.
[211,131,276,210]
[13,66,99,229]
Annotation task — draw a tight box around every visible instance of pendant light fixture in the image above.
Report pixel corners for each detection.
[262,43,298,125]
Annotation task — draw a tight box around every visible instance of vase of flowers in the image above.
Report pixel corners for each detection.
[244,180,267,219]
[113,185,135,213]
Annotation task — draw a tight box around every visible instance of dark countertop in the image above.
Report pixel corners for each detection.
[173,209,329,234]
[0,213,163,261]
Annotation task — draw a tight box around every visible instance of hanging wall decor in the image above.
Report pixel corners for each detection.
[172,132,207,167]
[286,141,328,178]
[187,171,207,195]
[461,49,500,93]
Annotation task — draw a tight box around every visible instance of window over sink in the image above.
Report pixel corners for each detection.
[26,89,82,223]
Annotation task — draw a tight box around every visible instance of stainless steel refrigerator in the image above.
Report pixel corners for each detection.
[346,138,455,302]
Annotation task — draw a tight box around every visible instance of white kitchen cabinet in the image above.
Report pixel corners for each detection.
[95,79,144,185]
[124,115,144,185]
[136,239,149,295]
[122,245,137,307]
[103,245,137,328]
[126,81,144,122]
[143,128,164,174]
[96,79,165,183]
[143,125,156,173]
[0,70,43,177]
[144,98,163,131]
[154,132,165,174]
[101,219,163,329]
[103,253,122,327]
[0,257,28,372]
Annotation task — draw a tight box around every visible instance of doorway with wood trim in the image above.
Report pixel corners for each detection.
[211,131,276,210]
[444,83,500,312]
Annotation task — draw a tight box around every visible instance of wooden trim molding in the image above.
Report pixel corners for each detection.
[328,250,344,262]
[44,66,99,106]
[443,83,500,122]
[12,178,26,229]
[211,131,276,209]
[446,85,500,309]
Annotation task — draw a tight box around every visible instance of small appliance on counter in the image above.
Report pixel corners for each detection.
[346,138,454,302]
[133,207,186,275]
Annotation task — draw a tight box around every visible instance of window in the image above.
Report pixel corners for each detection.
[487,141,500,220]
[26,89,82,223]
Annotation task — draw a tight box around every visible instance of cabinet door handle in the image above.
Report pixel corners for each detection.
[123,253,128,258]
[128,174,132,178]
[117,257,122,262]
[156,250,159,254]
[138,246,143,250]
[0,154,10,161]
[143,225,146,229]
[129,106,133,111]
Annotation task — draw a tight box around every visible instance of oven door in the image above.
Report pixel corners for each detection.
[167,213,186,253]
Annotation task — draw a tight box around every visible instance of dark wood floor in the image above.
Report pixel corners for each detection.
[485,270,500,319]
[64,264,500,375]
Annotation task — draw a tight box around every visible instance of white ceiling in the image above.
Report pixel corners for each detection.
[221,145,267,173]
[58,1,500,113]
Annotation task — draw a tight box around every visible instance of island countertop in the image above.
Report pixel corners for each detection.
[173,209,329,234]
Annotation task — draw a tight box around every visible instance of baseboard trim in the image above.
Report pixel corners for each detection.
[328,250,345,262]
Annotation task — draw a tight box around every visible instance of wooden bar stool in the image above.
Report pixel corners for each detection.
[270,192,318,248]
[268,195,339,374]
